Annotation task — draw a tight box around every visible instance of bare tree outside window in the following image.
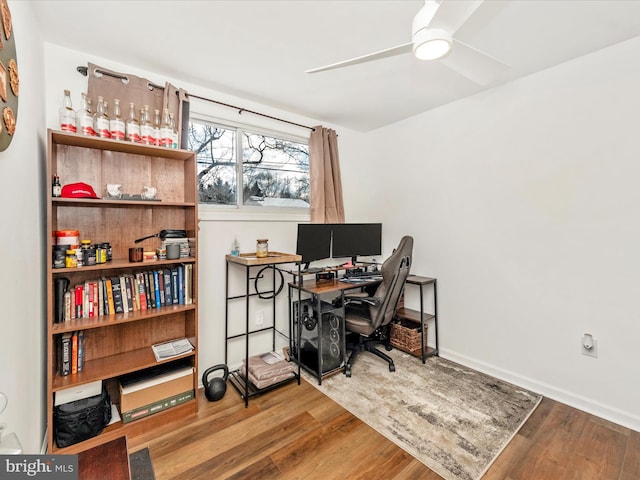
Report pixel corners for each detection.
[188,119,309,208]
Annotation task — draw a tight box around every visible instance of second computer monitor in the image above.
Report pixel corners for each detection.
[331,223,382,263]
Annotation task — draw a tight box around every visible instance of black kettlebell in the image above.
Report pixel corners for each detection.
[202,364,229,402]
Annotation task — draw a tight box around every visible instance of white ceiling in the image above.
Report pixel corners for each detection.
[32,0,640,132]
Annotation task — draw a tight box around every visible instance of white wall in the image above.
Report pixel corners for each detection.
[41,44,366,388]
[359,36,640,431]
[0,1,46,453]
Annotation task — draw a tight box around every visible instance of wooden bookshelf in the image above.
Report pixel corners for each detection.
[46,130,199,453]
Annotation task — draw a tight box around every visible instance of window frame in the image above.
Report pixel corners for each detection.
[189,112,311,222]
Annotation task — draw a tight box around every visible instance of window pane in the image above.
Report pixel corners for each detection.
[188,121,237,205]
[242,131,309,208]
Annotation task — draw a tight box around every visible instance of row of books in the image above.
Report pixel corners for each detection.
[58,264,194,322]
[58,331,85,376]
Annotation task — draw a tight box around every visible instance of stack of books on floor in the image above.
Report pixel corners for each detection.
[241,351,295,389]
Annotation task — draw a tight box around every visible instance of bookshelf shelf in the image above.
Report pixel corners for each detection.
[46,129,199,454]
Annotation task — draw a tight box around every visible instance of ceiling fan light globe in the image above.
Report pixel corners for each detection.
[413,28,452,61]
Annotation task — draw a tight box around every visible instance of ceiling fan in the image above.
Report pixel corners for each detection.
[306,0,508,85]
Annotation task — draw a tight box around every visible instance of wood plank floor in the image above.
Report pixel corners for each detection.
[128,379,639,480]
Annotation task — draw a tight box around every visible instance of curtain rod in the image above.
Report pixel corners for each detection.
[77,66,315,132]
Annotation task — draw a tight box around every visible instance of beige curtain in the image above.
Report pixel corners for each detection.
[86,63,188,146]
[309,126,345,223]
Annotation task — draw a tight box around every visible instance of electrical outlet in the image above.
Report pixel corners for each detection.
[255,311,264,326]
[581,333,598,358]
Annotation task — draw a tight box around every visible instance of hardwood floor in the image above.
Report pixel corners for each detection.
[128,379,639,480]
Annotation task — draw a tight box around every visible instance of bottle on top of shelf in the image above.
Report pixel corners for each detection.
[109,99,125,141]
[140,105,154,145]
[95,96,111,139]
[59,90,77,133]
[159,108,172,148]
[77,93,96,136]
[169,113,178,149]
[125,102,141,143]
[153,109,161,146]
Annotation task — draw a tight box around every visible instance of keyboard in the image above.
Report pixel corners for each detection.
[344,269,380,278]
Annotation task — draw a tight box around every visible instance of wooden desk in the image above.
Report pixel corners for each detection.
[78,435,130,480]
[289,277,381,384]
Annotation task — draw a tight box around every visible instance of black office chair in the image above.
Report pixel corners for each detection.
[342,236,413,377]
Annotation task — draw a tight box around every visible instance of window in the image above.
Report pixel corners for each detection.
[188,118,310,209]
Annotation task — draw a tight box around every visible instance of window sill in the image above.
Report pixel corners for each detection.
[199,206,310,223]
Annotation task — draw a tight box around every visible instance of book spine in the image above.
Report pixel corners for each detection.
[64,291,71,321]
[121,390,194,424]
[98,278,105,317]
[137,273,148,311]
[185,264,193,305]
[92,281,99,317]
[157,270,165,306]
[106,278,115,315]
[177,264,184,305]
[74,285,83,319]
[171,268,179,305]
[153,270,161,308]
[77,331,85,372]
[71,331,78,374]
[143,271,152,308]
[84,281,91,318]
[59,334,72,376]
[163,269,172,306]
[111,277,124,314]
[148,271,156,309]
[120,276,129,313]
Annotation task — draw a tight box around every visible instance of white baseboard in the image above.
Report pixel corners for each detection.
[439,347,640,433]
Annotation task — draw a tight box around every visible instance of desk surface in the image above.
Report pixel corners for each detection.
[293,277,380,295]
[226,252,301,266]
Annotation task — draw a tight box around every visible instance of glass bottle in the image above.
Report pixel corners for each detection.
[160,108,172,148]
[125,102,141,143]
[109,98,125,141]
[153,108,161,146]
[169,113,178,149]
[59,90,77,133]
[231,236,240,256]
[140,105,154,145]
[95,96,111,138]
[52,174,62,197]
[77,93,96,136]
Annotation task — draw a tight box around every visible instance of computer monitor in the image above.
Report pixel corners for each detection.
[296,224,332,269]
[331,223,382,263]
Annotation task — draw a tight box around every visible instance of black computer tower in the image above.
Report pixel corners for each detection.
[293,299,344,375]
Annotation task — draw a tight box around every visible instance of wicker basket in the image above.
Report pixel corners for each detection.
[390,318,424,352]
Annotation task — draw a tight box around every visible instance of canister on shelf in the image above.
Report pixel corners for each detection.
[256,238,269,258]
[65,249,77,268]
[52,245,67,269]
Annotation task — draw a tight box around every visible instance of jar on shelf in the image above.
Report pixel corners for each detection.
[65,249,77,268]
[256,239,268,258]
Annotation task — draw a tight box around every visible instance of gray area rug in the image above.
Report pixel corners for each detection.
[303,349,541,480]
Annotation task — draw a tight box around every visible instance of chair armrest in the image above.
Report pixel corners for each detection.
[344,294,381,307]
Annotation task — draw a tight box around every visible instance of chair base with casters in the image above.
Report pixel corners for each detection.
[344,328,395,378]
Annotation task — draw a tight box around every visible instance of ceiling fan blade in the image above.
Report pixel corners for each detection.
[306,42,413,74]
[441,39,509,85]
[430,0,484,33]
